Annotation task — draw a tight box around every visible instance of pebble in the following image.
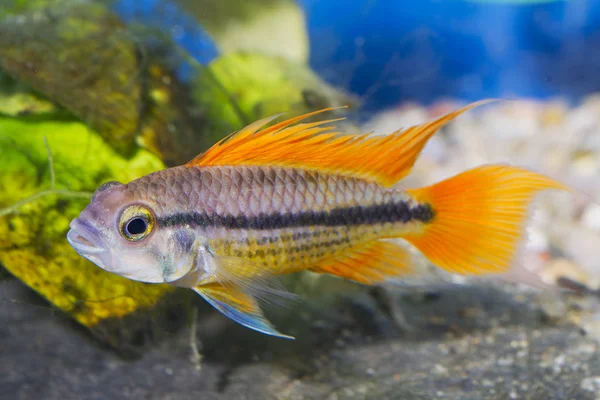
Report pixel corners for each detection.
[432,364,448,374]
[537,289,568,320]
[497,357,514,367]
[540,258,596,289]
[582,203,600,231]
[580,377,600,394]
[580,313,600,342]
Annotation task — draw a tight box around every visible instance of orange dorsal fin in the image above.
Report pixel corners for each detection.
[186,100,493,186]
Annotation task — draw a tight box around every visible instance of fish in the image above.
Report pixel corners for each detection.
[67,100,567,339]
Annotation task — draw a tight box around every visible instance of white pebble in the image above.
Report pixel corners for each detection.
[581,377,600,393]
[581,204,600,231]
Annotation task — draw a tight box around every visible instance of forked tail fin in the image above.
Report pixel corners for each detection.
[405,165,568,276]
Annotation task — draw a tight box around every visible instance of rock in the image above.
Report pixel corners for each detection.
[192,52,356,142]
[2,279,599,400]
[0,110,173,336]
[540,258,600,290]
[0,2,143,156]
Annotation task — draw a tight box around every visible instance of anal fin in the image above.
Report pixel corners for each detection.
[193,283,294,339]
[310,240,415,285]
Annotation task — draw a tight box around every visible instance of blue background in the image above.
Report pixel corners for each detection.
[113,0,600,110]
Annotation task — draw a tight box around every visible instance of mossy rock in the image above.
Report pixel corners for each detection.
[193,52,357,139]
[0,1,221,167]
[0,114,174,329]
[0,0,69,17]
[0,1,143,157]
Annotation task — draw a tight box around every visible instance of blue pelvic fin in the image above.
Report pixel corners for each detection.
[193,283,295,340]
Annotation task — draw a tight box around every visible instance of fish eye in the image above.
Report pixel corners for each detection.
[118,205,155,242]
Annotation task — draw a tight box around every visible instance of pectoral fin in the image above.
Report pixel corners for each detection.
[209,254,298,306]
[193,283,294,339]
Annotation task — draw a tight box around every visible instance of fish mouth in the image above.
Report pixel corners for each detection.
[67,218,106,256]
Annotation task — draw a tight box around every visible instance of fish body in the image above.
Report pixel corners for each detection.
[125,165,427,278]
[67,101,566,338]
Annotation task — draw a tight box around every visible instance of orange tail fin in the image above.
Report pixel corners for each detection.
[405,165,568,276]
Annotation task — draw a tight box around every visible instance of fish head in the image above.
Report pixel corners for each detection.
[67,180,199,284]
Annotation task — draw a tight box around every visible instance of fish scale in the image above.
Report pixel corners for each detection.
[126,165,423,277]
[124,165,412,217]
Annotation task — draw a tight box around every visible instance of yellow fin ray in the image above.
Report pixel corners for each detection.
[187,101,493,186]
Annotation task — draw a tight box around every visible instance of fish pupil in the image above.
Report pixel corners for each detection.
[126,218,147,235]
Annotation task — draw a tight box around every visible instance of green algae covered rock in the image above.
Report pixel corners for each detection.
[0,71,59,117]
[0,109,174,329]
[0,0,221,167]
[0,0,66,17]
[193,52,356,138]
[0,1,143,157]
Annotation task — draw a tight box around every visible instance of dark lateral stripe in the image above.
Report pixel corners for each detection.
[157,202,434,230]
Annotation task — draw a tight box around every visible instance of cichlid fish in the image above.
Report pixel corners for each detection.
[67,101,566,338]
